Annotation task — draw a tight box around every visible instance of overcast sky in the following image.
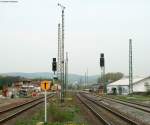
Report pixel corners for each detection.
[0,0,150,76]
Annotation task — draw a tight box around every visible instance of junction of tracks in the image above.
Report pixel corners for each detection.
[0,91,150,125]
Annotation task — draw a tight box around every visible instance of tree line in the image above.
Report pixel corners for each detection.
[0,76,23,90]
[97,72,124,84]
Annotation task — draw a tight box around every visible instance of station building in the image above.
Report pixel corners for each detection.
[107,76,150,95]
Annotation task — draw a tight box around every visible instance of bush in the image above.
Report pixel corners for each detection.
[48,104,74,122]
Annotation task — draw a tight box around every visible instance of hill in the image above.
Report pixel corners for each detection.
[1,72,99,85]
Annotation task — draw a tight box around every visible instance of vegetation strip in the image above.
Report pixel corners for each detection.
[16,93,88,125]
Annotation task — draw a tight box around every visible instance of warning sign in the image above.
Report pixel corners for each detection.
[41,81,50,91]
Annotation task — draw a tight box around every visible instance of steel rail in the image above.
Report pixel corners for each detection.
[77,94,111,125]
[102,97,150,113]
[0,96,44,114]
[102,95,150,107]
[0,94,54,114]
[0,94,54,124]
[80,93,140,125]
[95,94,150,108]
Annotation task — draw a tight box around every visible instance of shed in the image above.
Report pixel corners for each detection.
[107,76,150,95]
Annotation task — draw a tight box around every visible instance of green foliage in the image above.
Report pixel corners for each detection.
[48,123,84,125]
[0,76,23,90]
[145,91,150,95]
[32,78,52,81]
[97,72,124,84]
[48,104,74,122]
[48,123,64,125]
[15,108,44,125]
[15,92,88,125]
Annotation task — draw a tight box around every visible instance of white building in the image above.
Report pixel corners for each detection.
[107,76,150,95]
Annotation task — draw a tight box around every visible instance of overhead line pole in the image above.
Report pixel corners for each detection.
[129,39,133,94]
[87,68,88,87]
[85,72,86,89]
[65,52,68,96]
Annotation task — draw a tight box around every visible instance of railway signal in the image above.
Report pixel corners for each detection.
[52,58,57,74]
[100,53,106,93]
[100,53,105,67]
[41,81,50,123]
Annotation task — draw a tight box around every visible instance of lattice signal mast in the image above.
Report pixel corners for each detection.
[58,3,65,102]
[57,23,62,81]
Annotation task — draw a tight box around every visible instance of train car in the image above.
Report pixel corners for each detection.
[19,85,35,97]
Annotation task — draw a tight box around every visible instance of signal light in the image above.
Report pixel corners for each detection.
[101,53,104,58]
[100,58,104,67]
[52,58,57,72]
[100,53,104,67]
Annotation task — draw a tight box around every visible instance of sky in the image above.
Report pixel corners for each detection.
[0,0,150,76]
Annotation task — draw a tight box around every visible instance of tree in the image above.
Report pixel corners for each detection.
[0,76,23,90]
[97,72,124,84]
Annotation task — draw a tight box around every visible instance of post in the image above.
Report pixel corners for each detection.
[85,72,86,89]
[100,53,105,94]
[41,81,49,124]
[129,39,133,94]
[87,68,88,87]
[44,90,47,123]
[61,8,65,102]
[64,52,68,96]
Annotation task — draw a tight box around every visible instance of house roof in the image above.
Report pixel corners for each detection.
[133,76,150,85]
[107,77,144,86]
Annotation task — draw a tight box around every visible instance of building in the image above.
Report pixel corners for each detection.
[107,76,150,95]
[91,84,100,92]
[133,77,150,92]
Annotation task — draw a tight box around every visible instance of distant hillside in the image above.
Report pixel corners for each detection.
[1,72,52,79]
[1,72,99,85]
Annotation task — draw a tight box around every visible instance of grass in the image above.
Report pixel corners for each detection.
[48,103,75,122]
[47,92,88,125]
[15,92,88,125]
[15,109,44,125]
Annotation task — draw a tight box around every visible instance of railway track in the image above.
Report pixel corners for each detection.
[92,94,150,114]
[107,96,150,108]
[77,92,146,125]
[77,94,111,125]
[0,94,54,124]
